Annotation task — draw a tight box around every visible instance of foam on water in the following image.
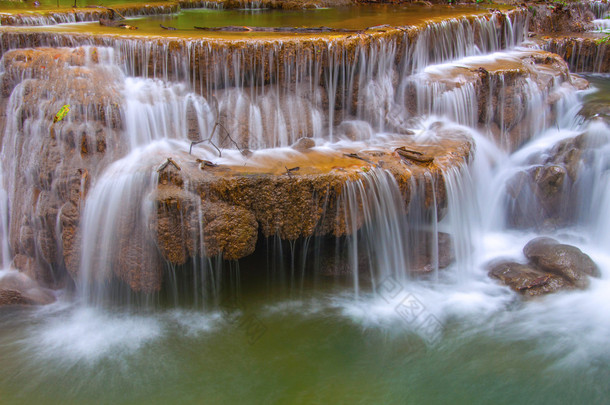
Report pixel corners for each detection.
[16,300,230,366]
[24,305,163,364]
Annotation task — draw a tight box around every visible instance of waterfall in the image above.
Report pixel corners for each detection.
[0,168,9,270]
[441,162,480,278]
[78,143,164,305]
[0,4,601,307]
[343,168,410,296]
[122,78,215,148]
[574,120,610,246]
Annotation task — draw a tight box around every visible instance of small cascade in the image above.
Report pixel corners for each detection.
[342,168,410,296]
[590,0,610,19]
[440,162,480,278]
[0,168,10,269]
[78,142,165,305]
[180,1,226,10]
[123,78,215,149]
[0,13,78,27]
[402,50,579,150]
[543,38,610,74]
[571,120,610,245]
[0,4,180,27]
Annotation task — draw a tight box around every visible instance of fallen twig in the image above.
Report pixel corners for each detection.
[157,157,181,172]
[99,18,137,29]
[189,96,244,157]
[285,166,300,177]
[343,152,377,167]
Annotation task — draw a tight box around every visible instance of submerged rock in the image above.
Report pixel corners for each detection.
[410,231,455,275]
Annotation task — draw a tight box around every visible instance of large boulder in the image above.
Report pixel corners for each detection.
[488,237,600,296]
[523,237,600,288]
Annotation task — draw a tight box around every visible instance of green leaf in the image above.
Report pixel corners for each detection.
[53,104,70,123]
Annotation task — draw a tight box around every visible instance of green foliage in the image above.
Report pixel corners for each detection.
[528,5,537,17]
[596,34,610,45]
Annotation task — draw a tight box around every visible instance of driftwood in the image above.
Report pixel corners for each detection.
[394,146,434,164]
[99,18,137,30]
[160,24,177,30]
[194,25,361,33]
[343,152,377,167]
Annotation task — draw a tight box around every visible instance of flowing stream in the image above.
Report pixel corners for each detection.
[0,4,609,404]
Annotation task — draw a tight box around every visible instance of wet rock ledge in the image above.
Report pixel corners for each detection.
[100,135,472,293]
[0,46,475,295]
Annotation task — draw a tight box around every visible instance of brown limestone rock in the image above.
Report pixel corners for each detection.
[1,47,123,288]
[410,231,455,274]
[523,237,600,288]
[528,3,596,34]
[488,259,571,297]
[505,133,599,230]
[202,201,259,260]
[292,137,316,151]
[0,270,56,305]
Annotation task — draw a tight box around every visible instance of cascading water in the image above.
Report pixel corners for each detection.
[0,168,10,269]
[122,77,215,148]
[77,143,162,305]
[343,168,410,297]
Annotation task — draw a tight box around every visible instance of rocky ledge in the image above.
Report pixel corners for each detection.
[541,35,610,74]
[404,49,583,151]
[86,132,473,293]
